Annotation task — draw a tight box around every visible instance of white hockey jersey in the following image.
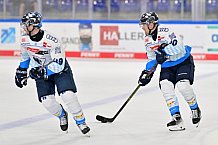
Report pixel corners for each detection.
[144,26,191,70]
[19,30,65,76]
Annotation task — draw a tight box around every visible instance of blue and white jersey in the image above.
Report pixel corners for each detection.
[19,30,65,76]
[144,26,191,70]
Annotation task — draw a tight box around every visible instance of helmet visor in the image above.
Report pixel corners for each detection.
[139,16,157,25]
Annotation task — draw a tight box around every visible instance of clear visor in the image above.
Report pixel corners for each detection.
[20,19,31,27]
[139,22,149,28]
[20,22,27,28]
[139,16,157,27]
[20,22,29,35]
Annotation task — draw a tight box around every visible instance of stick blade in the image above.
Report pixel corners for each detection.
[96,115,113,123]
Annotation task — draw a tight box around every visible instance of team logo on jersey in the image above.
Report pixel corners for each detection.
[159,27,169,32]
[100,26,119,45]
[1,27,16,43]
[46,34,58,43]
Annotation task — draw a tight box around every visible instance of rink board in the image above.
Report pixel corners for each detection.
[0,20,217,60]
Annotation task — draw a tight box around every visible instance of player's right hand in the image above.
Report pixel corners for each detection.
[29,67,46,80]
[156,43,168,64]
[15,66,27,88]
[156,51,167,64]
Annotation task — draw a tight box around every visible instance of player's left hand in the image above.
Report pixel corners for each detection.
[29,67,46,80]
[138,70,154,86]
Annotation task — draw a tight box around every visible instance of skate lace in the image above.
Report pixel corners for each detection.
[191,109,199,119]
[60,115,67,125]
[78,123,88,131]
[173,114,181,121]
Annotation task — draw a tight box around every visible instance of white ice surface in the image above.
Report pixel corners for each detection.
[1,57,218,145]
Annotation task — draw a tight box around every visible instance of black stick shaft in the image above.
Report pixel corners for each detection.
[112,63,158,120]
[96,63,158,123]
[111,84,141,121]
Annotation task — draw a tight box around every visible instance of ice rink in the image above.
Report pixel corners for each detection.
[1,57,218,145]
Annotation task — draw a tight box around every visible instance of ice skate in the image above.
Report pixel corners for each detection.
[59,106,68,132]
[167,113,185,131]
[77,122,90,135]
[191,107,201,127]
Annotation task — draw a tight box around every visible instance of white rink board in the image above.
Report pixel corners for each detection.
[0,21,217,54]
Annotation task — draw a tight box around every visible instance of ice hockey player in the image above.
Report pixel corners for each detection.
[15,12,90,134]
[138,12,201,131]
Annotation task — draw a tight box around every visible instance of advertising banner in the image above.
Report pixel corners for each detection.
[0,23,20,50]
[0,21,218,60]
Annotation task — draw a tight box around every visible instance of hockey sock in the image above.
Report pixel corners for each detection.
[160,80,180,115]
[61,91,86,124]
[177,80,198,110]
[41,94,63,117]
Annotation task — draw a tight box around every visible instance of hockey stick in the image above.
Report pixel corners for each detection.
[21,60,54,85]
[96,63,158,123]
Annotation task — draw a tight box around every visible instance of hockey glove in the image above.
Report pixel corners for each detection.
[158,43,169,51]
[15,66,27,88]
[138,70,154,86]
[156,43,168,64]
[156,51,167,64]
[29,67,47,80]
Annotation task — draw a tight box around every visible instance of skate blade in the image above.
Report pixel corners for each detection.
[168,125,185,131]
[194,116,202,128]
[61,130,68,134]
[84,132,91,137]
[83,129,91,137]
[194,121,201,128]
[169,127,185,131]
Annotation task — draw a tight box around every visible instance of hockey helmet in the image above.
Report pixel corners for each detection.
[21,12,42,28]
[139,12,159,25]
